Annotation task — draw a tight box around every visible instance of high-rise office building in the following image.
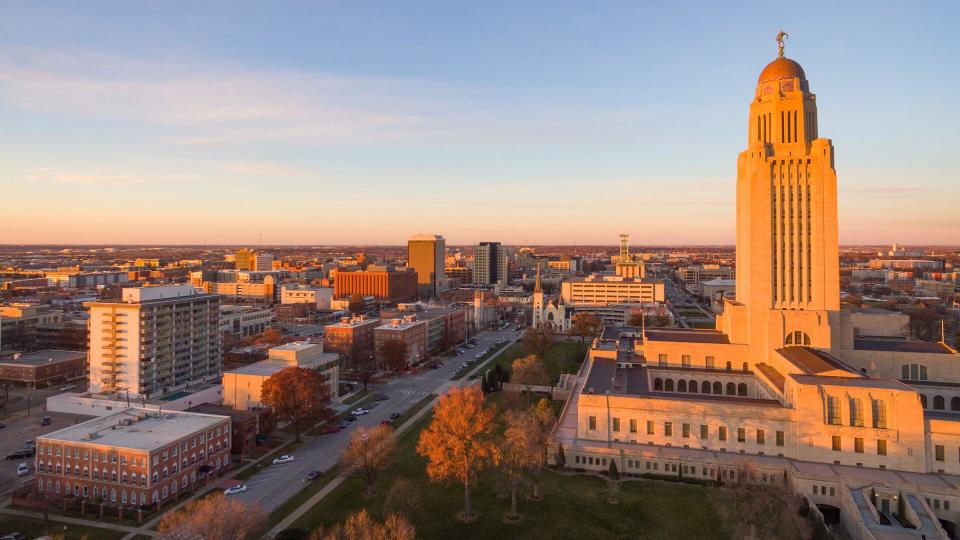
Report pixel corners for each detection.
[235,248,255,271]
[85,285,222,398]
[473,242,507,286]
[407,234,445,299]
[253,253,275,272]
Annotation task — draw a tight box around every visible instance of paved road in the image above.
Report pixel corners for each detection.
[232,327,519,513]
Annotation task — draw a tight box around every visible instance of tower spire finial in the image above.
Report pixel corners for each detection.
[776,30,789,58]
[534,261,542,293]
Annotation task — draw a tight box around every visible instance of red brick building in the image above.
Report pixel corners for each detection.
[34,409,231,508]
[0,350,86,388]
[334,266,418,304]
[374,316,428,368]
[324,315,380,369]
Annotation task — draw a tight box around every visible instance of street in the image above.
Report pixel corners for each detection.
[232,326,519,513]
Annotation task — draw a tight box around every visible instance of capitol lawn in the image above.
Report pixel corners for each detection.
[287,408,726,540]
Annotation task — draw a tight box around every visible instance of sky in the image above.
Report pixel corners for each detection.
[1,1,958,246]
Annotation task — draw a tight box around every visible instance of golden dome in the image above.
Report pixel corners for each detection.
[757,57,806,84]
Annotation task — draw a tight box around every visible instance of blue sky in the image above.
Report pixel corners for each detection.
[1,1,957,245]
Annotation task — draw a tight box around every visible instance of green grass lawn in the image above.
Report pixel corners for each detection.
[0,515,128,540]
[484,340,582,384]
[288,405,725,540]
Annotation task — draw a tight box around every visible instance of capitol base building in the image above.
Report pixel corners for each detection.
[551,45,960,539]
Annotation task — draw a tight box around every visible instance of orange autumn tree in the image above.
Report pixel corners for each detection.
[261,366,332,442]
[416,386,501,521]
[158,493,266,540]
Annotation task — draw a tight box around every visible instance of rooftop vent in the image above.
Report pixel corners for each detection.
[82,432,98,440]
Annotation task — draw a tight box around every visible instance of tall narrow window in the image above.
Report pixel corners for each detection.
[827,396,841,425]
[849,398,864,427]
[872,399,887,429]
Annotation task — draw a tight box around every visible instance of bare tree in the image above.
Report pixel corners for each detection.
[340,425,396,496]
[710,463,812,540]
[523,326,554,359]
[310,509,415,540]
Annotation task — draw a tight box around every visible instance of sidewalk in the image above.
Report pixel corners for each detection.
[0,505,156,537]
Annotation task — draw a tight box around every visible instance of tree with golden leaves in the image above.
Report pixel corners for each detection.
[529,398,556,500]
[340,424,396,496]
[158,493,266,540]
[510,355,550,391]
[310,509,415,540]
[501,409,541,520]
[416,386,501,521]
[261,366,333,442]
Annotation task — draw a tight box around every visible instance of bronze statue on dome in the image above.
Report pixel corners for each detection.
[776,30,789,57]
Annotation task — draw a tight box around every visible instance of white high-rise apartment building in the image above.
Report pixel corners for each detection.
[254,253,275,271]
[85,285,222,399]
[473,242,507,286]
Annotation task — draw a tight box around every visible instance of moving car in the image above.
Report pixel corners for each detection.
[351,408,370,416]
[224,484,248,496]
[304,470,324,481]
[272,455,295,465]
[389,412,401,420]
[16,463,29,477]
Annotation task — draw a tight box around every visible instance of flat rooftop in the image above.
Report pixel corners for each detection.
[645,329,730,344]
[854,336,954,355]
[40,408,228,451]
[0,349,85,367]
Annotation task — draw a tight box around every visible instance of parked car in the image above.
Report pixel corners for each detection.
[389,412,401,420]
[373,393,389,401]
[351,408,370,416]
[0,423,5,429]
[224,484,248,496]
[6,449,33,460]
[304,470,325,481]
[272,455,295,465]
[40,416,51,426]
[59,384,76,391]
[0,532,26,540]
[16,463,29,477]
[321,423,342,434]
[344,415,357,422]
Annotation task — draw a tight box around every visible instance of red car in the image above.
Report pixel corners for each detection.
[319,423,342,435]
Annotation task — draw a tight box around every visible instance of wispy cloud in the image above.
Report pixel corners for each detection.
[18,167,200,186]
[221,161,312,178]
[0,46,648,149]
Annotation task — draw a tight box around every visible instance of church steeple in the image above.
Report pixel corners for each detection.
[534,262,542,293]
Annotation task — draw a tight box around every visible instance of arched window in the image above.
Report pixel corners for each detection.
[678,380,687,392]
[713,382,722,394]
[849,398,864,426]
[737,383,748,397]
[934,396,945,410]
[702,381,711,394]
[725,361,732,371]
[654,378,663,391]
[785,331,811,346]
[665,379,674,392]
[742,362,749,372]
[726,383,736,395]
[951,397,960,411]
[689,380,698,393]
[920,394,928,408]
[872,399,888,429]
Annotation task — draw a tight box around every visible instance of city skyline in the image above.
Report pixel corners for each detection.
[1,2,958,245]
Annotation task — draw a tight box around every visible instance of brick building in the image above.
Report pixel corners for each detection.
[323,315,380,369]
[334,266,418,304]
[374,316,428,368]
[34,409,231,508]
[0,350,86,388]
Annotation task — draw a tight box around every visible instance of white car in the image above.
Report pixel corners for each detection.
[272,454,296,465]
[224,484,248,496]
[16,463,29,477]
[59,384,76,391]
[351,408,370,416]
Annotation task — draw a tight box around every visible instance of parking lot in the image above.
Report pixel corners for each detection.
[0,410,96,493]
